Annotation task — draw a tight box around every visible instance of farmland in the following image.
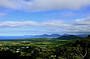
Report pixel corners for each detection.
[0,38,71,47]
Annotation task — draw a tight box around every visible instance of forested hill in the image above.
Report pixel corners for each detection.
[57,35,82,40]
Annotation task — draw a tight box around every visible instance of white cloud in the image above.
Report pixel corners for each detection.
[0,20,69,28]
[0,18,90,34]
[75,17,90,25]
[0,21,39,27]
[0,0,90,11]
[64,17,90,34]
[0,13,6,17]
[41,20,70,27]
[0,0,26,10]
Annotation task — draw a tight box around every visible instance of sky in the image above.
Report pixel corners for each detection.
[0,0,90,36]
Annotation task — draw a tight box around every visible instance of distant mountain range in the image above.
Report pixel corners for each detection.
[0,34,60,40]
[60,34,90,37]
[32,34,60,38]
[57,35,82,40]
[0,34,89,40]
[76,34,90,37]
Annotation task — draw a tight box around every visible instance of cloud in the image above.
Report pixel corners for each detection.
[43,18,90,34]
[75,17,90,25]
[41,20,70,27]
[0,20,71,28]
[0,0,25,10]
[0,18,90,34]
[0,21,39,27]
[0,13,6,17]
[64,17,90,34]
[0,0,90,11]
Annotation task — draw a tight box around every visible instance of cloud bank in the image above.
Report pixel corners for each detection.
[0,17,90,34]
[0,21,38,27]
[0,0,90,11]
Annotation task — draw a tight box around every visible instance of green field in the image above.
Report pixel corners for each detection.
[0,38,72,47]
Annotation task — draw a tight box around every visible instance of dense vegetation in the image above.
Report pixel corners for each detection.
[0,36,89,59]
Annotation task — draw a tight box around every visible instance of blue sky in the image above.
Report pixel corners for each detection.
[0,0,90,36]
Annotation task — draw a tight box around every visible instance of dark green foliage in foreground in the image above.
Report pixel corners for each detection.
[55,41,90,59]
[0,49,20,56]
